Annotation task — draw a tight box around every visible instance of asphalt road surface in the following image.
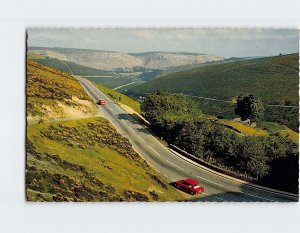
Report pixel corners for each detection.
[77,76,298,202]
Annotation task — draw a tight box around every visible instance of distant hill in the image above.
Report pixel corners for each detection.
[129,53,298,104]
[28,47,224,70]
[128,53,299,130]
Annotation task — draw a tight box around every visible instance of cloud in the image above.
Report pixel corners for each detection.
[27,28,299,57]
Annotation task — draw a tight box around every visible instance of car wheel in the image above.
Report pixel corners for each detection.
[191,191,195,195]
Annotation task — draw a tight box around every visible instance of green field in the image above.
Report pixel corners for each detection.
[27,118,184,201]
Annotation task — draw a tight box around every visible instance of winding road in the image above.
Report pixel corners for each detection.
[77,76,298,202]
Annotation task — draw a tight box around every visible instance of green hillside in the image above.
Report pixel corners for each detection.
[27,60,99,123]
[27,118,183,201]
[26,60,183,202]
[129,53,299,130]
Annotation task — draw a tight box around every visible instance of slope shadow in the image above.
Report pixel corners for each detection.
[117,113,140,125]
[191,183,297,202]
[171,182,297,202]
[136,127,152,135]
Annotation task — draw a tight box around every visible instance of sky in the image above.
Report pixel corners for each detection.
[28,28,299,58]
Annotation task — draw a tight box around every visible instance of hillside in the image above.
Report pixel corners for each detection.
[26,60,99,123]
[28,47,223,70]
[27,118,184,201]
[26,60,183,201]
[129,53,299,130]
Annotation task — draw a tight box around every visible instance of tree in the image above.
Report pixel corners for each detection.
[235,94,265,121]
[175,121,205,158]
[238,137,270,179]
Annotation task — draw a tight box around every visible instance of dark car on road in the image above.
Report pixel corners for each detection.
[174,178,204,195]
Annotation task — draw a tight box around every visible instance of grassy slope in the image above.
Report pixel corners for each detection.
[27,60,98,122]
[27,118,183,201]
[27,60,183,201]
[130,53,299,105]
[129,53,299,131]
[218,120,269,136]
[93,82,142,114]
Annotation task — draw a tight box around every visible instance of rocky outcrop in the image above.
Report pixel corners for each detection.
[28,47,224,70]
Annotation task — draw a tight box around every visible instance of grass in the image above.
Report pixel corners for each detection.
[219,119,269,136]
[129,53,299,130]
[257,121,298,143]
[27,60,98,121]
[93,82,142,114]
[26,117,184,202]
[257,121,285,132]
[219,119,298,143]
[280,127,299,144]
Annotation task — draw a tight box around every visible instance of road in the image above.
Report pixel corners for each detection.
[77,76,298,202]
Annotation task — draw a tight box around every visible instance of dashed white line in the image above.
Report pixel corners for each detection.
[197,175,225,188]
[109,108,117,115]
[239,191,273,202]
[197,175,273,202]
[166,160,185,171]
[128,127,135,133]
[137,135,146,143]
[148,146,161,157]
[201,192,223,201]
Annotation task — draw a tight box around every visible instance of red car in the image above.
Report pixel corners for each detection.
[98,99,106,105]
[174,178,204,195]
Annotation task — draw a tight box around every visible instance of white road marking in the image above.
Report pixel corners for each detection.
[197,175,225,188]
[197,175,273,202]
[239,191,274,202]
[81,78,281,202]
[147,162,155,169]
[166,160,185,171]
[163,174,169,178]
[148,146,161,157]
[128,127,135,133]
[137,135,146,143]
[201,192,223,201]
[109,108,117,115]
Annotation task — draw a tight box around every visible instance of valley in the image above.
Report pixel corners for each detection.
[26,46,299,201]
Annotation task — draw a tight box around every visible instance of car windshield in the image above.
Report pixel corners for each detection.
[182,181,191,186]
